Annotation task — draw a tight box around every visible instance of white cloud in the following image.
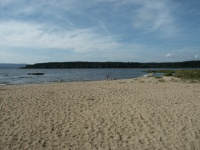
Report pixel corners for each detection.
[166,53,171,57]
[0,21,122,53]
[131,0,177,37]
[163,48,200,61]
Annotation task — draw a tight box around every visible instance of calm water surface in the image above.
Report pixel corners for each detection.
[0,68,197,85]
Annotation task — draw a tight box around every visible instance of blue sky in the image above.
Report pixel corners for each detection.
[0,0,200,64]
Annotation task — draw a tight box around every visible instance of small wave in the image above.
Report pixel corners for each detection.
[0,81,10,85]
[18,76,32,78]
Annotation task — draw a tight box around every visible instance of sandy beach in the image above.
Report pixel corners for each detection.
[0,77,200,150]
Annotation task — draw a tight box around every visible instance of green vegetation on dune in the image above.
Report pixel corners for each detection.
[146,70,175,76]
[174,70,200,81]
[147,70,200,81]
[146,70,175,73]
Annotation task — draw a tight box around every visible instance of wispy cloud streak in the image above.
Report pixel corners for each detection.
[0,21,121,53]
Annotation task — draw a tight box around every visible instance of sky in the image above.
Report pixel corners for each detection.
[0,0,200,64]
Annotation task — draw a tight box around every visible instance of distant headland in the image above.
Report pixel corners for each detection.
[22,61,200,69]
[0,63,27,69]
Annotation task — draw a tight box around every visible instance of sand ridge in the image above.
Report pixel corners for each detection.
[0,77,200,149]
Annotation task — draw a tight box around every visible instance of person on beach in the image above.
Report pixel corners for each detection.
[107,73,110,80]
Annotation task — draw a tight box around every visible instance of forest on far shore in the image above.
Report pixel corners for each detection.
[22,61,200,69]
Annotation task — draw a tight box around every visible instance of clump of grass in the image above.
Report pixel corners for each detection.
[190,80,198,83]
[163,71,175,76]
[145,70,156,73]
[163,72,172,76]
[118,82,126,84]
[170,78,178,82]
[158,79,165,82]
[159,70,176,74]
[155,76,162,79]
[145,70,175,74]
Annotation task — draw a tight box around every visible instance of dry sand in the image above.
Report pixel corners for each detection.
[0,77,200,150]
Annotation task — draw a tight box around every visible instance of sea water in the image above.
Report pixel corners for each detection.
[0,68,197,85]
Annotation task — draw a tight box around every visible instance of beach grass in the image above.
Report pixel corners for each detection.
[174,70,200,81]
[158,79,166,82]
[146,70,200,81]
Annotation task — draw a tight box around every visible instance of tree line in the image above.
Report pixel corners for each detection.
[22,61,200,69]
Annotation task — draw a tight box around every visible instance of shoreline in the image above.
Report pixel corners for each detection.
[1,77,200,149]
[0,75,199,87]
[0,76,139,86]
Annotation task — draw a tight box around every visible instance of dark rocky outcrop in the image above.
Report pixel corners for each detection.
[28,73,44,75]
